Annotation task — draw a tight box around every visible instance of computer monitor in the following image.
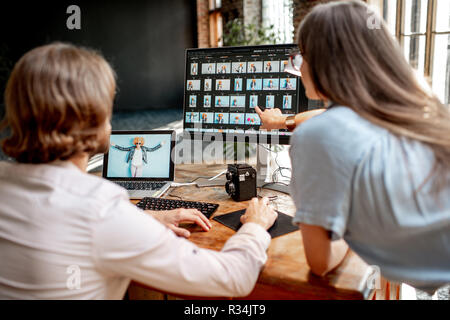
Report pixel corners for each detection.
[183,44,310,145]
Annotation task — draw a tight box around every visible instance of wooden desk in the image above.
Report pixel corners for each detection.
[125,163,400,300]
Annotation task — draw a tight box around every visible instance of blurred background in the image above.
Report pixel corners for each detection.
[0,0,448,114]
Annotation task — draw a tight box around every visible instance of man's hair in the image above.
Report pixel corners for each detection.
[0,42,116,163]
[133,137,144,146]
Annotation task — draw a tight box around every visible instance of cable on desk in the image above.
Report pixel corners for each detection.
[259,181,290,202]
[191,176,214,183]
[257,191,278,201]
[260,181,290,189]
[172,170,227,187]
[256,187,280,211]
[166,171,226,199]
[258,144,291,183]
[166,189,183,200]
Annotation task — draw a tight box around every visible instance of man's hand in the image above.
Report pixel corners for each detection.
[240,197,278,230]
[147,208,212,238]
[254,106,286,130]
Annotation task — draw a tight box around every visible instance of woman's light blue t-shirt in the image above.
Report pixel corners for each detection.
[289,106,450,293]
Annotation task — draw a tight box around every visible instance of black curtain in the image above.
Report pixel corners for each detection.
[0,0,197,112]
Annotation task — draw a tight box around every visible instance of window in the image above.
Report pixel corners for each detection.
[262,0,294,44]
[402,0,429,76]
[209,0,223,47]
[431,0,450,105]
[373,0,450,106]
[367,0,398,35]
[382,0,398,35]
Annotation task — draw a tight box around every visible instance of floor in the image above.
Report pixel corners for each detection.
[110,108,183,131]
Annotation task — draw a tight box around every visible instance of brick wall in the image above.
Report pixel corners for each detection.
[196,0,262,48]
[197,0,368,48]
[293,0,368,41]
[220,0,261,26]
[196,0,210,48]
[221,0,244,23]
[293,0,339,41]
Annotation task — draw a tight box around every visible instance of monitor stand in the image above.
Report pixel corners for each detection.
[255,144,290,195]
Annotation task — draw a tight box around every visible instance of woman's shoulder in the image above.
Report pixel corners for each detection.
[291,105,387,163]
[294,106,385,143]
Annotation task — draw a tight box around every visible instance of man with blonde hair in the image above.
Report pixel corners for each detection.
[0,42,277,299]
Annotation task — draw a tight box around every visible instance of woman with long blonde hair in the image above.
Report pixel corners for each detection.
[272,1,450,295]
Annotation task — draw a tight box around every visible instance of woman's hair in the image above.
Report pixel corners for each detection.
[133,137,144,146]
[298,0,450,188]
[0,42,116,163]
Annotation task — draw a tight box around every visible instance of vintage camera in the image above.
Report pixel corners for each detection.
[225,164,257,202]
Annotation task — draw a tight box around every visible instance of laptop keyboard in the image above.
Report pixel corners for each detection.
[136,197,219,219]
[115,181,166,190]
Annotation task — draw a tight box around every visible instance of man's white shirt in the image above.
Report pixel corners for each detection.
[0,161,270,299]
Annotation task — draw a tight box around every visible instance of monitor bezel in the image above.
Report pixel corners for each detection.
[103,130,176,181]
[182,44,308,145]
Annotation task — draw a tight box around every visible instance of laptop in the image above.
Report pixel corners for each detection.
[102,130,176,199]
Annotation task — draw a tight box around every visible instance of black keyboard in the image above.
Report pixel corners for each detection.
[115,181,165,190]
[136,197,219,219]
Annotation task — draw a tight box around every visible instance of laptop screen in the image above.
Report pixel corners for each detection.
[103,131,175,181]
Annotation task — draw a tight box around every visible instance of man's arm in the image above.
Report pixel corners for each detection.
[300,223,349,276]
[92,197,274,298]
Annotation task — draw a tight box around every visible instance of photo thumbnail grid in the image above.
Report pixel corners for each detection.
[187,91,294,110]
[185,112,261,125]
[186,76,296,109]
[194,60,287,76]
[186,53,299,131]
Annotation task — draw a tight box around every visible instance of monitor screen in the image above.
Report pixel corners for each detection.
[104,132,173,180]
[183,44,309,144]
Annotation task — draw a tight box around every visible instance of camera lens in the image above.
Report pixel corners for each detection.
[225,181,235,195]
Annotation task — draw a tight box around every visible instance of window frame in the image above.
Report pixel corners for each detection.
[208,1,223,47]
[392,0,450,78]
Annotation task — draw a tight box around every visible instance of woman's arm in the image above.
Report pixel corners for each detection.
[255,106,326,130]
[300,223,349,276]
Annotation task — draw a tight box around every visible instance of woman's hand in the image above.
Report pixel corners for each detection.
[255,106,286,130]
[240,197,278,230]
[148,208,212,238]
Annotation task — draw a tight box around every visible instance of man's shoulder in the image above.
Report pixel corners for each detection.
[0,161,129,215]
[51,166,129,204]
[56,169,131,221]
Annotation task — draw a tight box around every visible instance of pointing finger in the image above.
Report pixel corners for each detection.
[254,106,263,116]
